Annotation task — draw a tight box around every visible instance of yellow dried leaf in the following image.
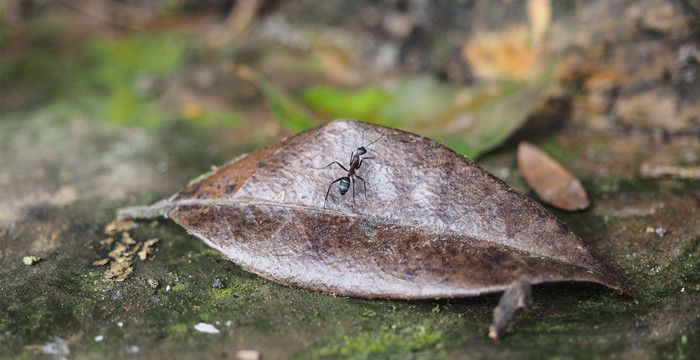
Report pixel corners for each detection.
[517,142,590,211]
[92,258,110,266]
[121,232,137,245]
[527,0,551,46]
[108,243,127,259]
[103,219,137,236]
[104,258,133,281]
[138,238,160,261]
[462,26,539,81]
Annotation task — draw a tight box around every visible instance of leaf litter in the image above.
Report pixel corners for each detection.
[517,141,590,211]
[98,218,160,281]
[117,119,631,337]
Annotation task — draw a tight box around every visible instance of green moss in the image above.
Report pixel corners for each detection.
[635,238,700,303]
[655,332,699,360]
[170,283,190,292]
[301,320,447,360]
[167,323,189,334]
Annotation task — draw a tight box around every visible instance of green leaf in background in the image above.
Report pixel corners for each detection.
[85,34,189,127]
[299,64,555,158]
[301,85,392,121]
[379,77,460,127]
[259,80,320,133]
[232,64,320,132]
[86,35,188,89]
[431,64,556,158]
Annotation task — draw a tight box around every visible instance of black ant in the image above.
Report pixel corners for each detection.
[323,131,386,208]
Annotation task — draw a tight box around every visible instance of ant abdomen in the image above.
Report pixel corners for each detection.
[339,177,351,195]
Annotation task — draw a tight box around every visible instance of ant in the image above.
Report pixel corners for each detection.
[323,131,386,208]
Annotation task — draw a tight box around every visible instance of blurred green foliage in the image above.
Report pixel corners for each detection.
[294,68,553,158]
[302,85,392,122]
[259,79,320,132]
[1,29,241,129]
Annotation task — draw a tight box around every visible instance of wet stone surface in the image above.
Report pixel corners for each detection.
[0,115,698,359]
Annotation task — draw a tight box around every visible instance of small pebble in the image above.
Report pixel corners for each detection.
[22,256,42,266]
[94,335,104,342]
[147,278,160,289]
[236,349,261,360]
[212,278,225,289]
[117,322,124,328]
[645,227,668,237]
[194,322,220,334]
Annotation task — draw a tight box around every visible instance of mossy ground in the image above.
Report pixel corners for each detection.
[1,117,697,359]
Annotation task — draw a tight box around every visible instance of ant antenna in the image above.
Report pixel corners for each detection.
[364,130,388,148]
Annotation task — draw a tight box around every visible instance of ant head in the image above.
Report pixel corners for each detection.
[357,129,387,155]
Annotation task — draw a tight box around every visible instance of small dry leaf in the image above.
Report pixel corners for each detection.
[138,238,160,261]
[100,238,114,247]
[462,26,540,81]
[517,142,590,211]
[92,258,110,266]
[119,120,629,300]
[121,232,137,245]
[103,219,137,237]
[108,243,128,259]
[105,258,133,281]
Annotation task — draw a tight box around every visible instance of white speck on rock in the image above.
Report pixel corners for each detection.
[194,322,220,334]
[41,337,70,360]
[236,349,262,360]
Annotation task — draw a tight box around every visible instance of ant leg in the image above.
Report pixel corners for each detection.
[324,177,344,208]
[357,156,374,169]
[324,161,349,172]
[355,175,367,197]
[351,177,356,206]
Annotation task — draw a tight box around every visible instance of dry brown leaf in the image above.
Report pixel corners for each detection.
[92,258,110,266]
[121,232,137,245]
[104,258,133,281]
[462,26,540,81]
[100,238,114,247]
[119,120,629,300]
[108,243,128,259]
[103,219,137,237]
[138,238,160,261]
[517,142,590,211]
